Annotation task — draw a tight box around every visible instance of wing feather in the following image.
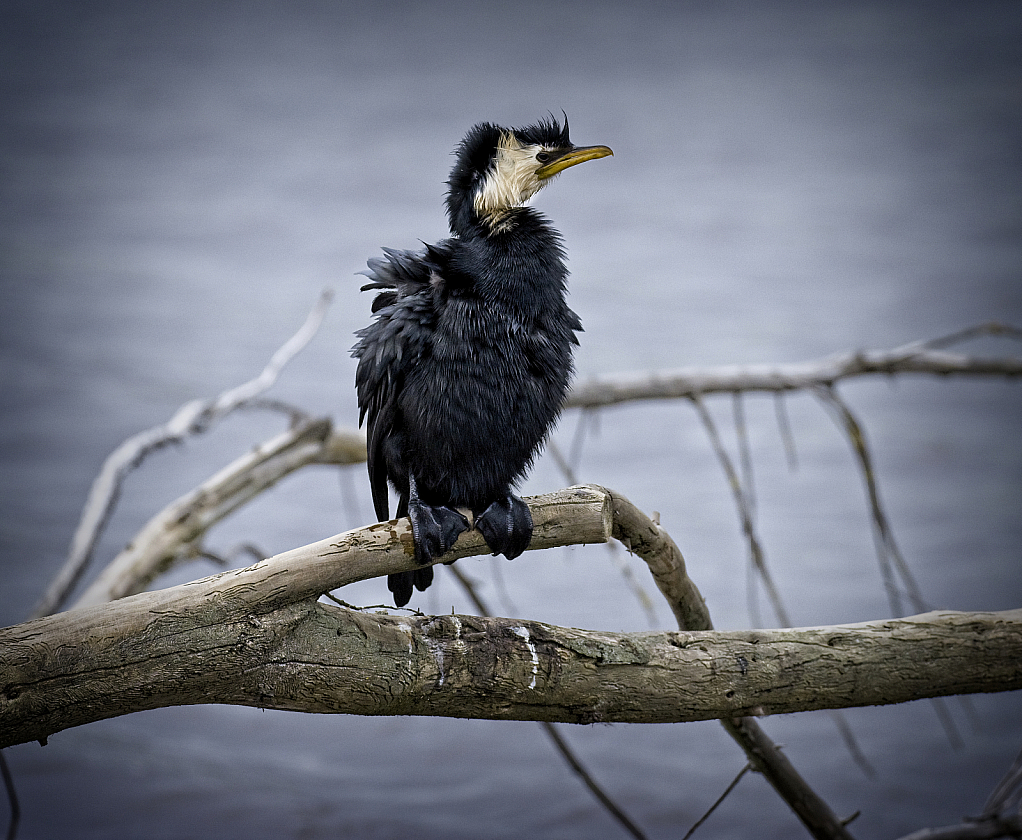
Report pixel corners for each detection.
[352,246,448,521]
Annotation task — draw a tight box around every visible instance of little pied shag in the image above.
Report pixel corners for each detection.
[353,116,612,607]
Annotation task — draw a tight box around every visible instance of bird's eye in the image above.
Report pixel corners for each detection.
[536,151,552,163]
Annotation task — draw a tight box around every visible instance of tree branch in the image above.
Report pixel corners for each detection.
[33,289,335,618]
[2,488,1018,752]
[70,419,366,610]
[3,586,1018,749]
[566,324,1022,409]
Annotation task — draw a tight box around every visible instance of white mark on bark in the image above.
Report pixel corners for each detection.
[396,621,415,656]
[422,617,464,688]
[429,639,446,686]
[512,626,539,689]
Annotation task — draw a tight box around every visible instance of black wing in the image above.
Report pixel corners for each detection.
[352,246,446,521]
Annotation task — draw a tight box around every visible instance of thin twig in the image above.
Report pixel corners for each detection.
[0,750,18,840]
[204,289,334,420]
[812,385,927,616]
[983,746,1022,817]
[568,408,595,475]
[918,321,1022,351]
[486,555,520,618]
[191,543,268,568]
[546,408,595,487]
[689,395,791,627]
[321,592,424,615]
[545,438,578,486]
[719,717,856,840]
[539,722,649,840]
[604,540,661,628]
[827,711,876,778]
[773,392,800,471]
[681,763,752,840]
[237,397,312,426]
[732,393,756,521]
[445,563,648,840]
[929,697,965,752]
[226,543,270,565]
[337,463,367,532]
[735,391,765,627]
[893,744,1022,839]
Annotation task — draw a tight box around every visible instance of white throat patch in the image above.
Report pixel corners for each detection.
[472,132,550,228]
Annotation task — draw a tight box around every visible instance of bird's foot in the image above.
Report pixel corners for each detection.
[388,567,434,609]
[408,498,470,566]
[475,494,533,560]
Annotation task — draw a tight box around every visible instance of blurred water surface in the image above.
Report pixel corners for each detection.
[2,1,1021,838]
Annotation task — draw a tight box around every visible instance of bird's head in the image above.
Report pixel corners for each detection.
[446,115,613,235]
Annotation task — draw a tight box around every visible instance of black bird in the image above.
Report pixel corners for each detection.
[353,116,612,607]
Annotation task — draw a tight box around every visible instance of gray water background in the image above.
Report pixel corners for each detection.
[2,1,1021,837]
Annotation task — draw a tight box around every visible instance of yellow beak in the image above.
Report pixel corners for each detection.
[536,144,614,179]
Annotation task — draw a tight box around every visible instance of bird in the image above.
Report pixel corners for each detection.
[352,115,612,607]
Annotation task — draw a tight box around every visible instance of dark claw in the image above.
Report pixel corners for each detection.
[413,565,434,591]
[387,566,436,608]
[388,571,415,607]
[475,494,533,560]
[408,499,469,565]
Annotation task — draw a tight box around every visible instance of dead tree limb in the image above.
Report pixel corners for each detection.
[5,579,1020,748]
[6,486,1020,838]
[2,487,1018,761]
[33,289,334,618]
[566,323,1022,409]
[71,419,366,610]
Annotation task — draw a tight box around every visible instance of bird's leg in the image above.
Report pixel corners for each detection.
[474,493,533,560]
[407,473,470,565]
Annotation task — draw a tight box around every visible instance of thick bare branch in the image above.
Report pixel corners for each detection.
[606,489,711,632]
[3,587,1019,749]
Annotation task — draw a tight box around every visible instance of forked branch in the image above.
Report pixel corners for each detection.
[32,289,335,618]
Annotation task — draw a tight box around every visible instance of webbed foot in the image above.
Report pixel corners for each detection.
[475,494,533,560]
